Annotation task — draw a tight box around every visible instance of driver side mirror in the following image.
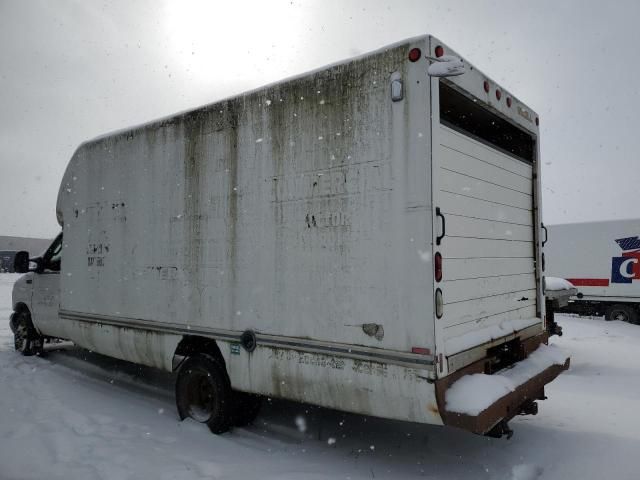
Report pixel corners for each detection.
[13,251,30,274]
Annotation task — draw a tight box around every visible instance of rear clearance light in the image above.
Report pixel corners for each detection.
[495,89,502,101]
[408,48,422,62]
[483,80,490,93]
[435,288,443,318]
[411,347,431,355]
[434,45,444,58]
[434,252,442,282]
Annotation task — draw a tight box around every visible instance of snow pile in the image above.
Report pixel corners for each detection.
[545,277,575,291]
[445,317,539,356]
[446,344,568,415]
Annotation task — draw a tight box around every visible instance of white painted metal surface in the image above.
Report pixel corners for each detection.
[15,35,546,426]
[429,37,544,374]
[432,126,540,365]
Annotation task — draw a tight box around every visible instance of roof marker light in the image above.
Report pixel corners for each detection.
[506,97,512,108]
[483,80,490,93]
[434,45,444,58]
[535,117,539,126]
[495,89,502,101]
[408,48,421,62]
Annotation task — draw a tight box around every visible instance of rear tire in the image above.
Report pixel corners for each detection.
[605,304,638,324]
[175,354,233,434]
[13,311,43,356]
[232,391,263,427]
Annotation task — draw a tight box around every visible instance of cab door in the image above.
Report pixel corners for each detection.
[31,233,63,338]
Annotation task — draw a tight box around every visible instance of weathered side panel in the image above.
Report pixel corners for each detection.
[227,344,441,424]
[55,38,437,417]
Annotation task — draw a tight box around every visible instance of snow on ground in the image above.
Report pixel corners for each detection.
[1,273,640,480]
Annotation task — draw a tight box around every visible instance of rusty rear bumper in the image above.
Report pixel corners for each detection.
[435,335,570,435]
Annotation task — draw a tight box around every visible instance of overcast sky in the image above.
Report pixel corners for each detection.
[1,0,639,239]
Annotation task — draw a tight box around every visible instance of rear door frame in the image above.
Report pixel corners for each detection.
[430,76,545,377]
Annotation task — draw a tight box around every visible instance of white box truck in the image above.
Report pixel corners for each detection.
[546,219,640,323]
[10,35,569,437]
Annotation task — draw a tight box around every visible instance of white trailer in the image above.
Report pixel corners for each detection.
[546,219,640,323]
[10,35,568,436]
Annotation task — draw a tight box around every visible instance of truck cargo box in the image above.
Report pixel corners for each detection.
[11,35,567,436]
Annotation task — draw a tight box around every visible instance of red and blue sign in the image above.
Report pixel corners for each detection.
[611,236,640,284]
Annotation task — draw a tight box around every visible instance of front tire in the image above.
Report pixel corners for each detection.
[175,354,233,434]
[13,311,43,356]
[605,304,638,323]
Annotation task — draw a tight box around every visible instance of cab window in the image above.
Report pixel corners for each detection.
[43,233,62,272]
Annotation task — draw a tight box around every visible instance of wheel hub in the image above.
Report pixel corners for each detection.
[186,370,216,422]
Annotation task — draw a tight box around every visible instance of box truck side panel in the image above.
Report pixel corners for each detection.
[56,39,437,387]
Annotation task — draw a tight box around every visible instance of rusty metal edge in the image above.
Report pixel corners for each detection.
[435,333,570,434]
[58,309,436,369]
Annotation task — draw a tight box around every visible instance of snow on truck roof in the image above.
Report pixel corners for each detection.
[80,34,538,149]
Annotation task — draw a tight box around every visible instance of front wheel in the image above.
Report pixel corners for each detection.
[13,311,43,356]
[175,354,233,434]
[605,304,638,324]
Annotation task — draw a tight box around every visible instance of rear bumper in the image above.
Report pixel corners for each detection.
[435,334,570,435]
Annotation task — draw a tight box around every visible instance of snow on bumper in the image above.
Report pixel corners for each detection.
[435,337,570,435]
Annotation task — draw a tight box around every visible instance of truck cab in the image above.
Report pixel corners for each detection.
[11,233,62,354]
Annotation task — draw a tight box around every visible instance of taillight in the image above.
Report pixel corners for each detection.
[435,288,443,318]
[412,347,431,355]
[434,45,444,58]
[434,252,442,282]
[408,48,421,62]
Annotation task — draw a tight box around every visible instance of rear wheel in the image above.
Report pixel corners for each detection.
[175,354,233,434]
[13,311,43,356]
[232,391,263,427]
[605,304,638,324]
